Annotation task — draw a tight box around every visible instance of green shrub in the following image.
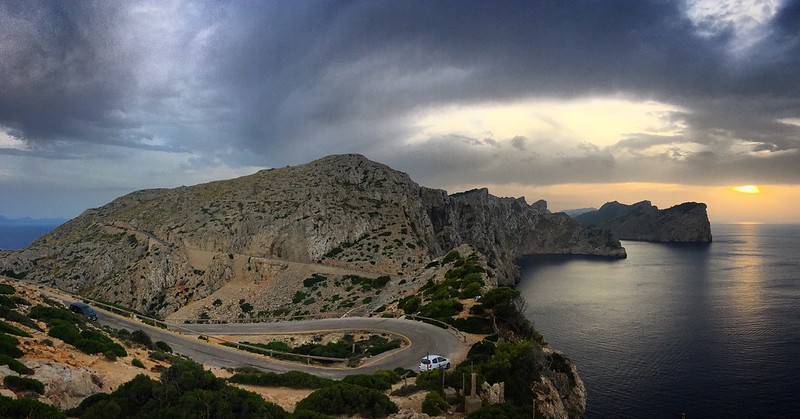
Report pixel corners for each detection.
[254,341,292,353]
[229,370,334,389]
[364,339,401,356]
[397,295,421,314]
[295,382,398,417]
[149,351,169,361]
[104,350,118,361]
[0,395,66,419]
[415,370,444,392]
[0,296,16,309]
[28,305,84,324]
[0,306,41,330]
[480,287,520,309]
[155,341,172,353]
[450,316,494,334]
[303,274,328,287]
[372,275,390,288]
[421,391,449,416]
[466,339,496,363]
[47,320,81,343]
[3,375,45,394]
[442,251,461,264]
[131,330,153,348]
[459,282,483,299]
[418,299,463,320]
[69,361,290,419]
[0,284,15,294]
[292,291,308,304]
[341,374,393,391]
[469,304,486,315]
[0,354,32,374]
[131,358,145,368]
[0,333,22,358]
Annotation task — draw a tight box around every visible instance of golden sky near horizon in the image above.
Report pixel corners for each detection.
[477,183,800,224]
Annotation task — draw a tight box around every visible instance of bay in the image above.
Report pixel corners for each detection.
[517,223,800,418]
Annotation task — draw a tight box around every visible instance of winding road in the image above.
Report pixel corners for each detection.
[94,305,467,379]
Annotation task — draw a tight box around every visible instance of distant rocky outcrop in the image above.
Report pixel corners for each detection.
[559,207,597,218]
[0,154,625,316]
[574,200,712,242]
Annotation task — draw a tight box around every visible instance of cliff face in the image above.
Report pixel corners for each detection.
[574,200,712,242]
[0,154,624,315]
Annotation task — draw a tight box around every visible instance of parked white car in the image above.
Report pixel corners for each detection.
[419,354,450,372]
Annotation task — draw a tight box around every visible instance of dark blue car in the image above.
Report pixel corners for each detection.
[69,301,98,320]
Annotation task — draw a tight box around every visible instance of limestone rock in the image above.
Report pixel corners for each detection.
[1,154,626,316]
[575,200,712,242]
[26,360,104,410]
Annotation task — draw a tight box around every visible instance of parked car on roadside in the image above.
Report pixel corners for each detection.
[69,301,98,320]
[419,354,450,372]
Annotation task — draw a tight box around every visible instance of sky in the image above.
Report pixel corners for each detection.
[1,0,799,223]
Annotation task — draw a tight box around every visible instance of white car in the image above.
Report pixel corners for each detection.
[419,354,450,372]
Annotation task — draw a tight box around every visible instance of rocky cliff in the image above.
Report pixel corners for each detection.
[0,154,624,316]
[574,200,712,242]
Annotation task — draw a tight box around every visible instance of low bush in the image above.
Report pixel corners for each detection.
[68,360,290,418]
[3,375,45,394]
[418,299,463,320]
[28,305,84,325]
[421,391,449,416]
[0,354,32,374]
[229,370,334,389]
[0,296,16,309]
[341,373,393,391]
[131,358,145,368]
[0,395,66,419]
[415,370,444,392]
[0,306,40,331]
[154,341,172,353]
[295,382,398,417]
[131,330,153,348]
[364,340,401,356]
[397,295,421,314]
[450,316,494,334]
[0,333,23,358]
[303,274,328,287]
[0,284,15,295]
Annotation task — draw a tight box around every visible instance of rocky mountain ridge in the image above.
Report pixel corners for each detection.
[574,200,712,242]
[0,154,624,317]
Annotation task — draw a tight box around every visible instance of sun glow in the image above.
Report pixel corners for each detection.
[732,185,761,194]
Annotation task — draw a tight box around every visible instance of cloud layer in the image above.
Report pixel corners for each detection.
[1,0,799,217]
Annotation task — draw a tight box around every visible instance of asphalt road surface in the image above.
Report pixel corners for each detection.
[96,307,467,379]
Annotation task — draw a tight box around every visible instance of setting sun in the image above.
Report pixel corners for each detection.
[732,185,761,194]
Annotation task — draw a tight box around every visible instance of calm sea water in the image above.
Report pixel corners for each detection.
[518,223,800,418]
[0,225,59,250]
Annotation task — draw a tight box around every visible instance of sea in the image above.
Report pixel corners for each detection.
[0,224,60,250]
[517,223,800,418]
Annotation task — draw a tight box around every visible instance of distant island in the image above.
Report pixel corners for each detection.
[573,200,712,242]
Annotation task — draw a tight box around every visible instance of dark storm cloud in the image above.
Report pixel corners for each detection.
[0,2,138,144]
[1,0,800,199]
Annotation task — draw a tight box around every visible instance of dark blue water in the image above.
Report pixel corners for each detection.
[0,225,59,250]
[518,224,800,418]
